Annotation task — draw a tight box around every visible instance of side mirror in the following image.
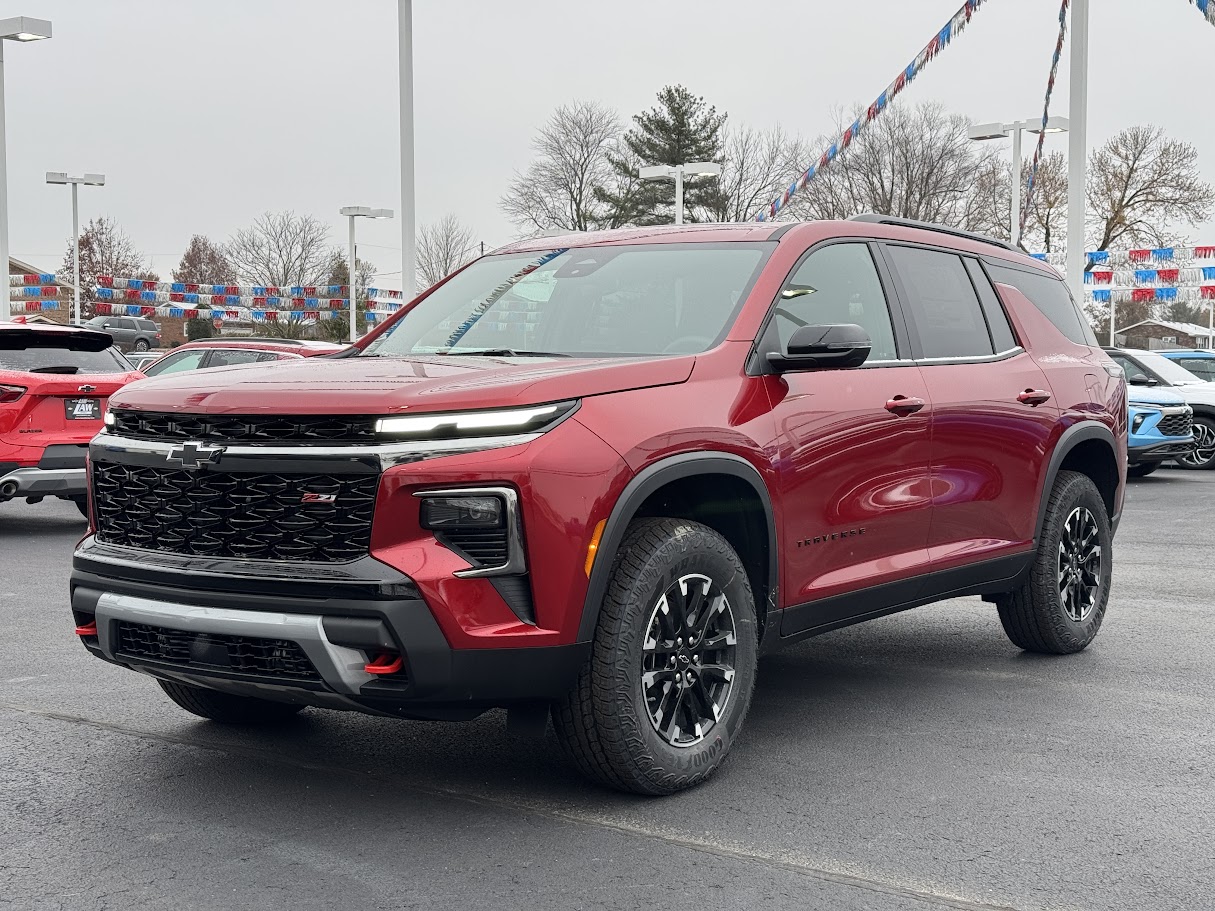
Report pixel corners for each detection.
[1127,374,1157,387]
[768,323,872,372]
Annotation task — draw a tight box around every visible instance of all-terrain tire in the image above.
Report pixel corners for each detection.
[996,471,1112,654]
[157,679,305,724]
[1127,463,1159,478]
[552,518,758,795]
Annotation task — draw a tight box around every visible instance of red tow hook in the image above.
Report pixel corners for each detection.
[363,653,404,676]
[75,620,98,637]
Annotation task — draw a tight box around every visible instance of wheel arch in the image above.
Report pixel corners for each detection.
[578,453,779,648]
[1036,422,1120,543]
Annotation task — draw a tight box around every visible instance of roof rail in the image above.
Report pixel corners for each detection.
[847,213,1017,253]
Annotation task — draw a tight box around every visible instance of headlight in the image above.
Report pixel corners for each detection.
[419,495,505,530]
[103,410,116,427]
[375,401,576,439]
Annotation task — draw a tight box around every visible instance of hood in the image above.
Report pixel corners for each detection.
[1169,380,1215,407]
[1128,386,1188,407]
[108,354,695,415]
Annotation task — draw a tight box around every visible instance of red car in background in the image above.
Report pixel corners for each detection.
[1,322,143,517]
[138,338,344,377]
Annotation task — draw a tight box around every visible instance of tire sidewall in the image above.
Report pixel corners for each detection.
[1178,417,1215,470]
[603,524,758,787]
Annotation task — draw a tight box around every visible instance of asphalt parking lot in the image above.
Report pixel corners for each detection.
[1,469,1212,911]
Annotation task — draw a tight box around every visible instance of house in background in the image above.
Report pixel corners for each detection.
[7,256,75,325]
[1116,319,1214,351]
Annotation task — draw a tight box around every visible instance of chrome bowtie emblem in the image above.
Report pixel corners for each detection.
[78,384,96,393]
[166,441,224,469]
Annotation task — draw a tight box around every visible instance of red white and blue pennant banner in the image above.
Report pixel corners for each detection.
[1190,0,1215,27]
[96,276,350,297]
[1021,0,1069,237]
[8,273,57,286]
[1035,246,1215,267]
[756,0,990,222]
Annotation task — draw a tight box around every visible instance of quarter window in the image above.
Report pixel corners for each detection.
[986,262,1098,346]
[886,246,994,359]
[773,243,898,362]
[208,349,264,368]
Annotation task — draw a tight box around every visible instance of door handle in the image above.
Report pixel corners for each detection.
[885,395,926,415]
[1017,389,1052,407]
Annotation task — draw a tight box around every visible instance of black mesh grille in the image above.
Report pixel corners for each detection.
[440,528,509,567]
[115,621,321,681]
[110,410,379,444]
[1157,412,1193,437]
[93,462,377,562]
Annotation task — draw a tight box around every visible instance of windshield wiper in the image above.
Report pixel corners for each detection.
[440,348,573,358]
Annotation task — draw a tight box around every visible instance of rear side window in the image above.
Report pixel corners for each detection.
[1177,358,1215,381]
[137,319,158,331]
[885,246,994,359]
[208,349,264,368]
[143,349,206,376]
[986,263,1098,346]
[964,259,1018,352]
[0,343,129,375]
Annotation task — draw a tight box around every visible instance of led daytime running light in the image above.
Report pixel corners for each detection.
[376,403,568,437]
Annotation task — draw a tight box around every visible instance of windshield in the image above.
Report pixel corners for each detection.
[362,243,773,358]
[1134,351,1208,386]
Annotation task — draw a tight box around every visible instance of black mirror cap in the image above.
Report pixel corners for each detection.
[1127,374,1156,387]
[768,323,873,372]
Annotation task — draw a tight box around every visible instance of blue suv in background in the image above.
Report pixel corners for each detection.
[1157,349,1215,383]
[1126,385,1194,477]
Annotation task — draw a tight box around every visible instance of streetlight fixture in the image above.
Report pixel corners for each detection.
[0,16,52,322]
[46,172,105,325]
[339,206,393,343]
[638,162,722,226]
[968,115,1069,246]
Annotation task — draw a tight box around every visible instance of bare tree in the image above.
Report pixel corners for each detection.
[501,101,622,234]
[1087,126,1215,250]
[313,249,378,343]
[710,125,810,223]
[225,211,332,287]
[417,215,478,291]
[1022,152,1069,253]
[57,216,155,318]
[783,103,1001,232]
[172,235,232,284]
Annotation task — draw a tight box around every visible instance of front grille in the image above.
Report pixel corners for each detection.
[1157,412,1193,437]
[439,528,509,567]
[115,621,321,681]
[110,410,379,444]
[93,462,377,562]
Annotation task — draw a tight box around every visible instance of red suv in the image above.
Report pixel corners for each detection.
[2,322,142,516]
[71,216,1126,794]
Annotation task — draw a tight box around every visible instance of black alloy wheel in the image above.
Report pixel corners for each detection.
[1057,506,1102,623]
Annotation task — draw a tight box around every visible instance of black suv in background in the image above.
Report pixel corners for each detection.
[83,315,161,351]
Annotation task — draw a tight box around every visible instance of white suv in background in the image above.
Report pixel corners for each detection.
[1106,347,1215,470]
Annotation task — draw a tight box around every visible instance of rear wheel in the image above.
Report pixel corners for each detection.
[157,679,305,724]
[1176,417,1215,470]
[552,518,758,795]
[1127,463,1159,478]
[133,338,151,351]
[996,471,1112,654]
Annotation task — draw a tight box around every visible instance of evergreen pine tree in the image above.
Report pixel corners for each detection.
[596,86,727,226]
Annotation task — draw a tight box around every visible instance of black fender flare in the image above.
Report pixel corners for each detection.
[577,452,779,645]
[1034,421,1120,544]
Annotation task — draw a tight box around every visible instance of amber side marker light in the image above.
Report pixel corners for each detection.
[585,520,607,578]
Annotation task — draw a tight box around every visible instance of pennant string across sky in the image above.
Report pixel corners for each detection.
[754,0,993,222]
[1020,0,1070,240]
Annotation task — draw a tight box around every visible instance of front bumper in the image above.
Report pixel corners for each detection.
[70,540,588,721]
[1127,439,1195,464]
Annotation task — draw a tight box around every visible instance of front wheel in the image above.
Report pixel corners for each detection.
[996,471,1112,654]
[1176,417,1215,470]
[552,518,758,795]
[157,679,305,724]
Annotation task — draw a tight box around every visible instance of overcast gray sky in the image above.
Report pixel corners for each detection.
[7,0,1214,289]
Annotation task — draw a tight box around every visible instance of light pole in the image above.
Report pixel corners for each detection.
[638,162,722,225]
[0,16,51,322]
[46,172,104,325]
[398,0,415,299]
[1068,0,1092,334]
[339,206,393,343]
[968,116,1069,246]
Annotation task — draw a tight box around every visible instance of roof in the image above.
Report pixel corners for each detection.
[1117,319,1215,339]
[0,320,106,337]
[1157,349,1215,359]
[495,223,785,254]
[173,338,344,355]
